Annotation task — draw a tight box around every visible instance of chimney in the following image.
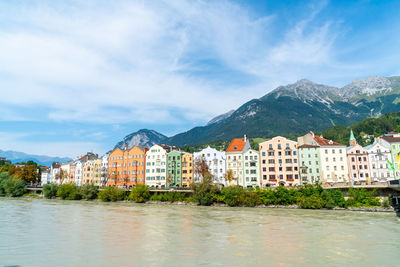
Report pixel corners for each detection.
[244,134,247,142]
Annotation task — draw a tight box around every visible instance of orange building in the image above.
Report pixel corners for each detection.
[108,146,147,188]
[181,153,194,187]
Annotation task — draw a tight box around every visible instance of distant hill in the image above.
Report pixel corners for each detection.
[0,149,72,166]
[320,112,400,146]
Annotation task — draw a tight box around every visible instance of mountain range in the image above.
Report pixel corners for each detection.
[0,149,72,166]
[115,76,400,149]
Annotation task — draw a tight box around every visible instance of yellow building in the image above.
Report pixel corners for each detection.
[181,153,193,187]
[68,164,76,184]
[92,159,102,186]
[82,160,94,185]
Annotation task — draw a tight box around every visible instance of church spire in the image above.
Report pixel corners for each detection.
[349,129,357,146]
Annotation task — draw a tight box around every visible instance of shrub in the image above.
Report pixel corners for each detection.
[184,197,197,203]
[346,188,381,207]
[129,184,150,203]
[0,172,11,195]
[272,186,295,205]
[98,187,126,202]
[258,188,275,205]
[299,195,323,209]
[238,190,262,207]
[163,191,186,202]
[23,193,41,198]
[381,198,391,208]
[57,184,82,200]
[221,186,244,206]
[328,189,346,208]
[192,183,219,206]
[150,192,162,201]
[320,190,335,209]
[43,183,59,199]
[3,178,26,197]
[81,184,99,200]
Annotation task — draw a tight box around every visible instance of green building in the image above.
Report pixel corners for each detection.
[298,144,321,184]
[167,150,182,187]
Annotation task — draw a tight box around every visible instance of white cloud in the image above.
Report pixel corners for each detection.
[0,0,345,125]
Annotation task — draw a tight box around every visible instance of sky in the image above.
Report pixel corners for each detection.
[0,0,400,158]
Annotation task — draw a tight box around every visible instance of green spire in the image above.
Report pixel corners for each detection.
[350,129,355,141]
[349,129,357,146]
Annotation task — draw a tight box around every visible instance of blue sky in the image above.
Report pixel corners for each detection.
[0,0,400,157]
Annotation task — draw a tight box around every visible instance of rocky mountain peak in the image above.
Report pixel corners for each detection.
[341,76,392,98]
[114,129,167,150]
[270,79,340,103]
[207,110,235,125]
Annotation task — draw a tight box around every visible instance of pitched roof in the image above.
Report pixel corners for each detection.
[226,138,247,152]
[298,144,319,148]
[380,135,400,143]
[313,135,344,146]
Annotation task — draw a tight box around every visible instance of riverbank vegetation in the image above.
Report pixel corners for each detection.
[0,172,26,197]
[1,170,388,210]
[38,182,386,210]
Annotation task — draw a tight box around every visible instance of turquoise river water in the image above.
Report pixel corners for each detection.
[0,198,399,267]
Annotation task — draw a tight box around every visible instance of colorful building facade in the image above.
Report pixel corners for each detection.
[226,136,250,186]
[242,149,260,188]
[167,150,182,187]
[181,153,194,187]
[259,136,299,187]
[298,132,348,184]
[108,146,146,187]
[379,133,400,179]
[82,160,94,185]
[145,144,173,188]
[365,141,394,182]
[298,145,321,184]
[193,146,226,185]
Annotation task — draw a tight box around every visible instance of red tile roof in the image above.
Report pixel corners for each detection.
[314,135,344,146]
[226,138,247,152]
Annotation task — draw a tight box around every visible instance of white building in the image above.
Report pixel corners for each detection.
[49,163,60,185]
[193,146,226,185]
[365,141,394,182]
[100,155,109,187]
[242,149,260,188]
[145,144,172,188]
[74,161,83,186]
[225,136,251,186]
[40,172,50,186]
[298,132,349,184]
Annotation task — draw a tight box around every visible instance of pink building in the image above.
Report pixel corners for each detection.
[346,130,371,183]
[259,136,300,187]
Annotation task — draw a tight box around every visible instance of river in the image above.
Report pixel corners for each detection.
[0,198,399,267]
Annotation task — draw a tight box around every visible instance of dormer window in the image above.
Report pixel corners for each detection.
[234,146,237,150]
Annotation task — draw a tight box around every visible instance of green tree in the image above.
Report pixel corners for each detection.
[3,177,26,197]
